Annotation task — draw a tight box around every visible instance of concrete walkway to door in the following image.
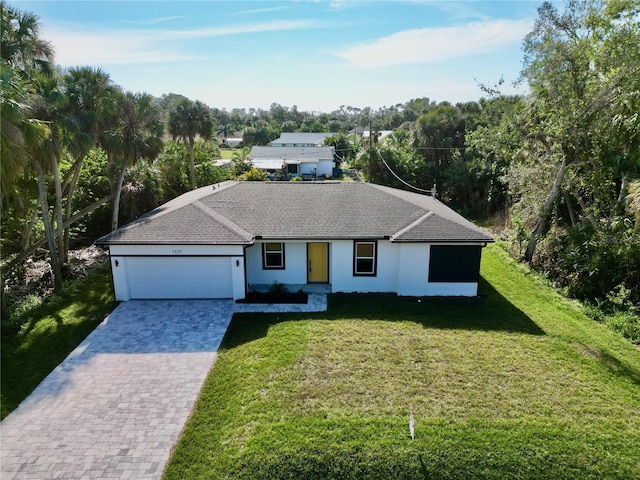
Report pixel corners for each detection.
[0,296,326,480]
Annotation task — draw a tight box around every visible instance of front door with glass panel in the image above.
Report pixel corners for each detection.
[308,243,329,283]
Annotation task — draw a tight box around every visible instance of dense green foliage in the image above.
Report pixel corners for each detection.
[0,262,115,419]
[164,245,640,479]
[469,0,640,325]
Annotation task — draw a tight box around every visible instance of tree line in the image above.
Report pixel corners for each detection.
[1,0,639,339]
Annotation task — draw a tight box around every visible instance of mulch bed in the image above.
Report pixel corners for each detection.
[236,290,308,304]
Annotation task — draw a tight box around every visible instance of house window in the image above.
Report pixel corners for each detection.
[287,163,299,175]
[263,242,285,269]
[353,241,377,276]
[428,245,481,282]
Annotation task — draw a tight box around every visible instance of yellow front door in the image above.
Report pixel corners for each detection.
[308,243,328,283]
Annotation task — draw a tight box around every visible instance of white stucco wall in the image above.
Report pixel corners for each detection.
[109,240,482,301]
[396,242,430,296]
[245,241,308,287]
[230,256,246,300]
[298,160,334,177]
[317,159,335,176]
[331,240,399,293]
[298,163,317,176]
[331,241,481,297]
[110,255,130,301]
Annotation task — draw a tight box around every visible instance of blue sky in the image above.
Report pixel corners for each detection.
[15,1,543,112]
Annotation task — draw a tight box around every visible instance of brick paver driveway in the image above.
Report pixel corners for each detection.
[1,300,236,480]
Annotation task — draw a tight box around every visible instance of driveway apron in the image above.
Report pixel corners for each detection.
[1,300,236,480]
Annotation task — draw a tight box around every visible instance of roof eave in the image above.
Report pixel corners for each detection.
[390,238,495,243]
[95,239,255,246]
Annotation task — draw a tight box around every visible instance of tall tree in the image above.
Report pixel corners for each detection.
[168,98,213,190]
[62,66,116,260]
[30,71,84,265]
[517,0,639,261]
[108,92,163,230]
[0,64,47,206]
[1,2,62,290]
[0,1,53,76]
[0,1,52,206]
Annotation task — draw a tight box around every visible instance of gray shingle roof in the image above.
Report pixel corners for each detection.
[270,132,336,145]
[96,181,493,245]
[250,146,334,162]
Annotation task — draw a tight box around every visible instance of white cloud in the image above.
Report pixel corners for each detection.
[44,28,200,66]
[166,20,318,39]
[336,19,533,69]
[43,19,317,66]
[233,6,291,15]
[122,16,189,26]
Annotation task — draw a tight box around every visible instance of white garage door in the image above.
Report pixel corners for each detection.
[125,256,233,299]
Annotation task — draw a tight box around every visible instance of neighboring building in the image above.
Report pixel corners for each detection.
[250,146,335,177]
[97,181,494,301]
[270,132,336,147]
[220,137,243,148]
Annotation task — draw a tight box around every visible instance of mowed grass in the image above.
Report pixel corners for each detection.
[218,149,235,159]
[1,263,116,420]
[164,245,640,480]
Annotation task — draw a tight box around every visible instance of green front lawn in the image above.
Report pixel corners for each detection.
[165,245,640,479]
[1,263,116,420]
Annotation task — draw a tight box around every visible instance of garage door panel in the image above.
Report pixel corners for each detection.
[126,257,233,299]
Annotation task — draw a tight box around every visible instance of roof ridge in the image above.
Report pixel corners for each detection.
[143,181,239,219]
[193,200,254,242]
[95,181,240,244]
[390,211,434,241]
[394,214,493,242]
[365,182,489,236]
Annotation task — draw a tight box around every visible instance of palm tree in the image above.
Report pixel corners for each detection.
[0,64,47,206]
[230,146,251,176]
[168,98,213,190]
[216,123,234,147]
[1,2,53,206]
[1,2,58,294]
[108,92,163,230]
[30,71,82,266]
[1,1,53,76]
[62,66,116,260]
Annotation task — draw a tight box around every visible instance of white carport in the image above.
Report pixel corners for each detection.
[251,159,284,170]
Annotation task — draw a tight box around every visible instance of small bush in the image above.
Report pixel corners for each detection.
[268,281,287,295]
[604,310,640,344]
[1,294,43,335]
[241,168,268,181]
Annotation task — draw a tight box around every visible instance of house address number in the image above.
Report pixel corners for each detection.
[171,249,182,254]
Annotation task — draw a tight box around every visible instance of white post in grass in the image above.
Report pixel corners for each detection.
[409,411,415,440]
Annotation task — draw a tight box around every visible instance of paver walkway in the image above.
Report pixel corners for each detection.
[1,295,326,480]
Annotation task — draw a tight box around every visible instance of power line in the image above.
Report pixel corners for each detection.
[375,148,435,195]
[239,145,465,158]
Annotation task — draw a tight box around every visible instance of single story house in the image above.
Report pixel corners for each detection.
[270,132,336,147]
[97,181,493,301]
[250,146,335,177]
[220,137,243,148]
